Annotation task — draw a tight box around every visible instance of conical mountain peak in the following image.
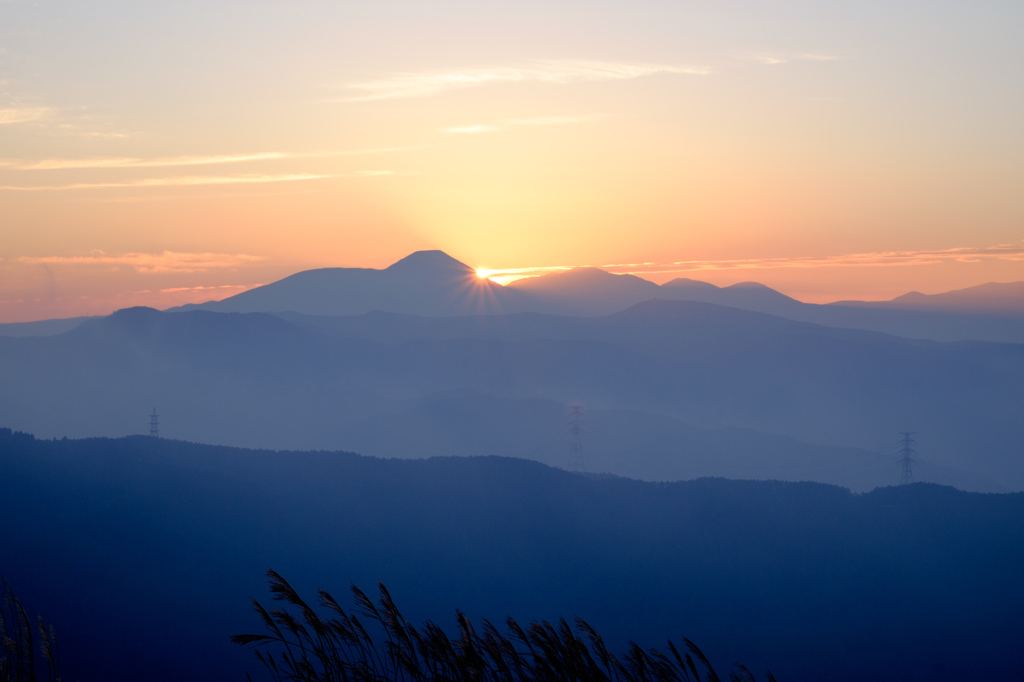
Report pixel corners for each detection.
[385,250,474,274]
[661,278,719,290]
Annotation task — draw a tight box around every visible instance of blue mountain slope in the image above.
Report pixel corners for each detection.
[2,431,1023,682]
[173,249,1024,341]
[835,281,1024,313]
[1,302,1021,490]
[16,251,1023,342]
[173,250,532,317]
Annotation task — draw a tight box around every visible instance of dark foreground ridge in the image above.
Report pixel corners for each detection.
[2,429,1023,681]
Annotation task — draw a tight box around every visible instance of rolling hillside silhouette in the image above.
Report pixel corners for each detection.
[2,430,1022,682]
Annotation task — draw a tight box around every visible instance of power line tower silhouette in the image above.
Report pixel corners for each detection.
[568,404,584,473]
[149,408,160,438]
[898,432,916,485]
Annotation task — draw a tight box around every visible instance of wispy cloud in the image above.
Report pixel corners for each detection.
[502,115,603,126]
[0,107,51,124]
[1,146,421,171]
[15,152,289,171]
[88,188,325,204]
[347,60,710,101]
[18,251,267,274]
[440,114,603,135]
[441,125,501,135]
[159,283,262,294]
[651,244,1024,272]
[480,244,1024,284]
[745,52,840,66]
[0,173,333,191]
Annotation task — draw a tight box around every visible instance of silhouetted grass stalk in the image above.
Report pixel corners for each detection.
[1,581,60,682]
[235,569,776,682]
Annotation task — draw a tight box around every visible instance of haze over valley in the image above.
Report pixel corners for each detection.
[4,250,1024,494]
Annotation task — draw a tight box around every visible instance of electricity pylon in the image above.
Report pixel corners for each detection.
[568,404,584,473]
[898,432,916,485]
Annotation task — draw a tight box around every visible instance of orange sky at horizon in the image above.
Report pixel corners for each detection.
[2,1,1023,323]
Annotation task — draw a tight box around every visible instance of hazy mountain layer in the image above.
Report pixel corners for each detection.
[171,250,531,317]
[2,430,1022,682]
[0,315,96,337]
[507,267,1024,342]
[163,250,1024,343]
[8,251,1024,344]
[835,281,1024,313]
[1,303,1020,490]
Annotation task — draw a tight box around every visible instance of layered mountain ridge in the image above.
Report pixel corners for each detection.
[2,299,1021,491]
[148,250,1024,343]
[3,250,1024,492]
[7,250,1024,342]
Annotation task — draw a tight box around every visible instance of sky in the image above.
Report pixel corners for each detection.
[1,0,1022,322]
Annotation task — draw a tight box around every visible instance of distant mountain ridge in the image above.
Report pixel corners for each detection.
[0,315,97,337]
[3,301,1021,491]
[833,281,1024,313]
[171,250,530,317]
[7,250,1024,343]
[171,250,1024,342]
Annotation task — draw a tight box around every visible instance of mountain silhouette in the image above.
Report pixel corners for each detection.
[507,267,661,315]
[507,268,808,318]
[3,430,1024,682]
[660,278,806,317]
[7,250,1024,343]
[173,250,529,317]
[834,281,1024,313]
[172,252,1024,342]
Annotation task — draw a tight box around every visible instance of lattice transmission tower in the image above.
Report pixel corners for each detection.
[149,408,160,438]
[897,431,916,485]
[568,404,585,473]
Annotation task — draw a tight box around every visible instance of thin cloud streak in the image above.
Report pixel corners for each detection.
[0,107,50,124]
[3,146,422,171]
[160,284,261,294]
[655,245,1024,272]
[502,115,604,126]
[482,244,1024,284]
[746,52,840,66]
[18,251,267,274]
[346,60,710,101]
[0,173,334,191]
[18,153,288,170]
[441,125,501,135]
[440,115,603,135]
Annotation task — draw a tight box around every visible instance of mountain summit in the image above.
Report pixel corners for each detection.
[385,250,476,275]
[174,250,521,317]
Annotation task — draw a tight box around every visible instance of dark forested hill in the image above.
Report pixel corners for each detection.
[1,431,1022,681]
